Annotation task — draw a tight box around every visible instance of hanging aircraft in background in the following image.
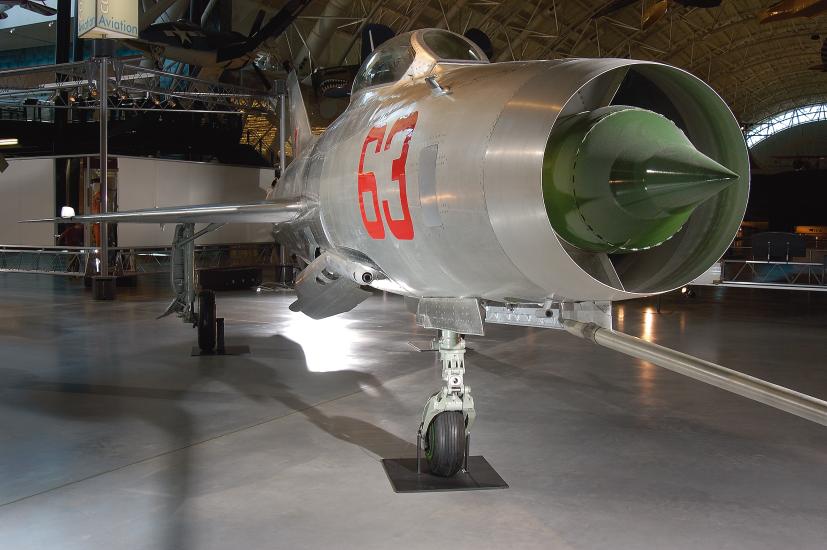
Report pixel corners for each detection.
[595,0,722,27]
[758,0,827,22]
[125,0,310,83]
[0,0,56,19]
[32,29,827,479]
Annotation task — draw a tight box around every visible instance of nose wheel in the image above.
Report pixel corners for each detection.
[424,411,467,476]
[419,330,476,477]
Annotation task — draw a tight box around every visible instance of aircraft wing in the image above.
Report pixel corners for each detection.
[24,198,305,224]
[20,0,58,16]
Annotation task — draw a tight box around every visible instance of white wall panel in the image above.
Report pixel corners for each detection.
[0,159,54,246]
[116,157,274,247]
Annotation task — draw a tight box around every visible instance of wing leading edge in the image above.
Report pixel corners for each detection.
[24,198,305,225]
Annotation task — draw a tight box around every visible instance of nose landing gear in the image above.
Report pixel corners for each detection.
[381,327,506,492]
[418,330,475,477]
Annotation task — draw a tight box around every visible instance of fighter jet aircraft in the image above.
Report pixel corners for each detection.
[0,0,56,19]
[125,0,310,80]
[758,0,827,22]
[33,29,827,477]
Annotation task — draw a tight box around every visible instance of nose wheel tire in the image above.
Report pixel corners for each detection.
[425,411,466,477]
[197,290,217,352]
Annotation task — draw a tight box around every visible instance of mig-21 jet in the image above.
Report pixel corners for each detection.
[33,29,827,477]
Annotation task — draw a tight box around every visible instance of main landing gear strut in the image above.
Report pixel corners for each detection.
[418,330,476,477]
[162,223,239,355]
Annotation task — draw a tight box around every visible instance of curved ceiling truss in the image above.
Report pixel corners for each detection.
[277,0,827,123]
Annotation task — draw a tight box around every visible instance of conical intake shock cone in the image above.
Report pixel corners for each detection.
[543,105,740,253]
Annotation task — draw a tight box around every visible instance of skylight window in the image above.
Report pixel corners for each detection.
[745,104,827,148]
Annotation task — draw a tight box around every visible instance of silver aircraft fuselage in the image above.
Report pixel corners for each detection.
[272,30,749,305]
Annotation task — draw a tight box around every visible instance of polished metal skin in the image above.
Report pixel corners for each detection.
[275,30,749,303]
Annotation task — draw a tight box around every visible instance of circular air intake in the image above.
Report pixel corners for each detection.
[545,64,749,294]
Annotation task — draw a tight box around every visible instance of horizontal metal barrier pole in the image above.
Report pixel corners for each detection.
[563,319,827,428]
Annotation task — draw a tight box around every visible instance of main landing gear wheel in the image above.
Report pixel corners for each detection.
[425,411,466,477]
[197,289,216,352]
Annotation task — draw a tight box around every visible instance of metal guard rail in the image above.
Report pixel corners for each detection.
[0,242,277,277]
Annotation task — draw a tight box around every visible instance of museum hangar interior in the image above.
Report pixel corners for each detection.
[0,1,826,549]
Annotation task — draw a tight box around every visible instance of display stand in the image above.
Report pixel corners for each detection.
[381,457,508,493]
[381,432,508,493]
[191,318,250,356]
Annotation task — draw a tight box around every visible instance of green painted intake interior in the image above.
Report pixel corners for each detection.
[543,105,738,253]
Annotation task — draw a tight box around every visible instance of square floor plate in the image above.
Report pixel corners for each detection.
[381,456,508,493]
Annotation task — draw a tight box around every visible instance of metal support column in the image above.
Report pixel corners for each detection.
[277,79,287,174]
[99,57,108,278]
[277,79,288,283]
[92,56,115,300]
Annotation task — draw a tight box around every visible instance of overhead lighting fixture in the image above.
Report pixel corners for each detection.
[0,138,18,146]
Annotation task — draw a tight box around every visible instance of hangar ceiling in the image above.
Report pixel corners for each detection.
[258,0,827,124]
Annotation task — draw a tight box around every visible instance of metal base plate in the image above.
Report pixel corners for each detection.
[191,345,251,356]
[381,457,508,493]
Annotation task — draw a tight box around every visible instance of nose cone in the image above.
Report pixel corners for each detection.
[611,144,739,218]
[543,105,742,253]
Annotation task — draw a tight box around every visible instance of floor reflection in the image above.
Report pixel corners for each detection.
[279,313,358,373]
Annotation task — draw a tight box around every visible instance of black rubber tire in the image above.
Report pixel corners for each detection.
[197,290,217,352]
[425,411,466,477]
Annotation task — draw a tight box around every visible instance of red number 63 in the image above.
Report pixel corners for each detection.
[357,111,418,240]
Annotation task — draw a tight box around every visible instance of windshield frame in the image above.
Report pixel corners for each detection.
[350,29,489,97]
[418,29,488,63]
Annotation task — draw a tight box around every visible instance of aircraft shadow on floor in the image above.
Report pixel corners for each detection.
[0,333,417,550]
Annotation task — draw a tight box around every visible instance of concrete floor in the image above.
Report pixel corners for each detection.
[0,273,826,550]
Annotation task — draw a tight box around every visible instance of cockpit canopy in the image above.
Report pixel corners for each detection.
[352,29,488,95]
